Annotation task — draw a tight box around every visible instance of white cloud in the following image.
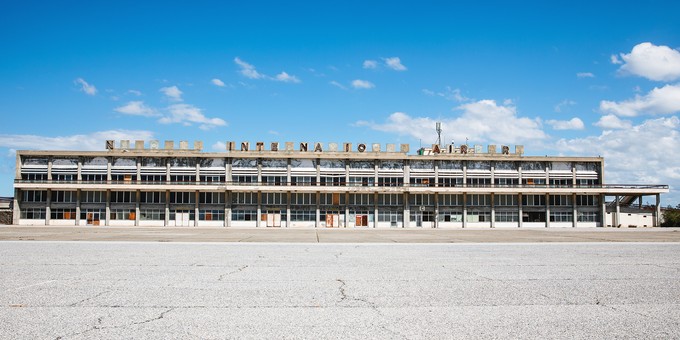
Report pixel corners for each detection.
[610,54,622,65]
[114,101,158,117]
[546,117,584,130]
[384,57,407,71]
[160,86,183,102]
[554,99,576,113]
[363,60,378,69]
[212,141,226,151]
[600,84,680,117]
[234,57,265,79]
[356,99,546,145]
[555,116,680,203]
[211,78,225,87]
[0,130,154,151]
[594,114,633,130]
[424,87,469,102]
[275,72,301,83]
[127,90,142,96]
[617,42,680,81]
[74,78,97,96]
[351,79,375,89]
[576,72,595,78]
[330,81,347,90]
[159,104,227,130]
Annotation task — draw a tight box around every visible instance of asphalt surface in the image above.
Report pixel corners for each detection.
[2,225,680,243]
[1,241,679,339]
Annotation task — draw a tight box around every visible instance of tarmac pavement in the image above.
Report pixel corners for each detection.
[1,241,679,339]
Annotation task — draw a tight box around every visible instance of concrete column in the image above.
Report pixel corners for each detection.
[462,192,467,228]
[107,158,112,182]
[225,191,231,228]
[164,190,170,226]
[403,192,410,228]
[137,158,142,182]
[490,192,495,228]
[196,162,200,183]
[194,190,199,227]
[655,194,661,227]
[135,190,140,226]
[46,189,51,225]
[434,192,439,228]
[572,193,577,228]
[463,164,467,187]
[166,160,171,183]
[345,192,350,228]
[76,189,81,226]
[286,191,291,228]
[77,159,82,182]
[316,160,321,187]
[227,158,232,184]
[374,192,378,228]
[47,158,53,181]
[105,190,110,226]
[257,160,262,184]
[490,166,495,188]
[518,193,523,228]
[518,166,523,187]
[615,195,621,227]
[344,161,349,187]
[572,166,577,188]
[13,189,21,225]
[374,160,378,188]
[545,193,550,228]
[600,194,607,227]
[256,191,261,227]
[433,161,438,187]
[316,191,321,228]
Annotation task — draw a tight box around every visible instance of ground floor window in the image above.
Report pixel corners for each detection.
[410,211,435,222]
[80,209,106,223]
[110,209,135,220]
[51,208,76,220]
[550,211,573,222]
[466,211,491,222]
[290,210,315,221]
[523,211,546,222]
[378,211,403,222]
[21,208,46,219]
[232,210,256,221]
[577,211,599,222]
[495,211,519,222]
[200,209,225,221]
[140,209,165,221]
[170,210,196,221]
[439,211,463,222]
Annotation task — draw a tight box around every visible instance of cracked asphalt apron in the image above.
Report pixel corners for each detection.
[1,241,679,339]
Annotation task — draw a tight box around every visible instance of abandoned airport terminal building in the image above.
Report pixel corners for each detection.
[12,139,669,228]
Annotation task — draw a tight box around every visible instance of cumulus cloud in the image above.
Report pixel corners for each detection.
[160,86,183,102]
[275,72,301,83]
[554,99,576,113]
[555,116,680,202]
[159,104,227,130]
[576,72,595,78]
[546,117,584,130]
[610,54,622,65]
[617,42,680,81]
[423,86,469,102]
[211,78,225,87]
[234,57,265,79]
[363,60,378,69]
[351,79,375,89]
[212,141,226,151]
[384,57,407,71]
[600,84,680,116]
[356,99,546,145]
[114,101,158,117]
[594,114,633,130]
[0,130,154,151]
[74,78,97,95]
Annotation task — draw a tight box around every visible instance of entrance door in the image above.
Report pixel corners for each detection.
[416,213,423,227]
[265,211,281,227]
[355,214,368,227]
[86,212,101,226]
[175,210,191,227]
[326,213,340,228]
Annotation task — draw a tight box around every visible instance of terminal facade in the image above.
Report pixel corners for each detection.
[12,140,669,228]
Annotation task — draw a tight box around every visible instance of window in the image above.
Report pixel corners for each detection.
[410,211,435,222]
[199,192,224,204]
[576,195,598,206]
[578,211,599,222]
[51,191,76,203]
[290,210,315,221]
[438,212,463,222]
[111,191,136,203]
[495,178,519,187]
[111,174,136,183]
[576,179,599,187]
[262,176,286,186]
[200,175,225,183]
[170,175,195,183]
[349,177,374,187]
[169,210,195,221]
[349,194,374,205]
[169,192,195,204]
[320,176,344,186]
[495,211,519,222]
[110,209,135,220]
[438,177,463,187]
[82,191,106,203]
[233,192,257,205]
[466,177,491,187]
[494,194,518,206]
[140,209,165,220]
[51,208,76,220]
[523,178,546,186]
[378,177,403,187]
[82,174,106,182]
[409,194,434,206]
[291,176,316,186]
[232,210,257,221]
[320,193,344,206]
[378,194,403,206]
[21,173,47,181]
[522,195,546,206]
[439,194,464,206]
[141,191,165,204]
[22,190,47,202]
[141,174,166,182]
[549,178,572,187]
[378,211,403,222]
[467,194,490,206]
[21,208,46,219]
[466,211,490,222]
[549,195,572,206]
[410,177,434,187]
[199,209,225,221]
[262,193,287,205]
[291,193,316,205]
[550,211,573,222]
[80,209,106,221]
[53,174,76,181]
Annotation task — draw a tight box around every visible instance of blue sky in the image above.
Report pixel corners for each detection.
[1,1,680,204]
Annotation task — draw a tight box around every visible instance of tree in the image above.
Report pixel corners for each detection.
[661,204,680,227]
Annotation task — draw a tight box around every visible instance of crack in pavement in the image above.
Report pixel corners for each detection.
[218,265,249,281]
[335,279,406,339]
[68,290,110,307]
[55,308,175,339]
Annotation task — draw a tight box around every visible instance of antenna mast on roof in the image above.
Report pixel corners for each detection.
[435,122,442,147]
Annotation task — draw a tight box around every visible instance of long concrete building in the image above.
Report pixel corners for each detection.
[12,140,669,228]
